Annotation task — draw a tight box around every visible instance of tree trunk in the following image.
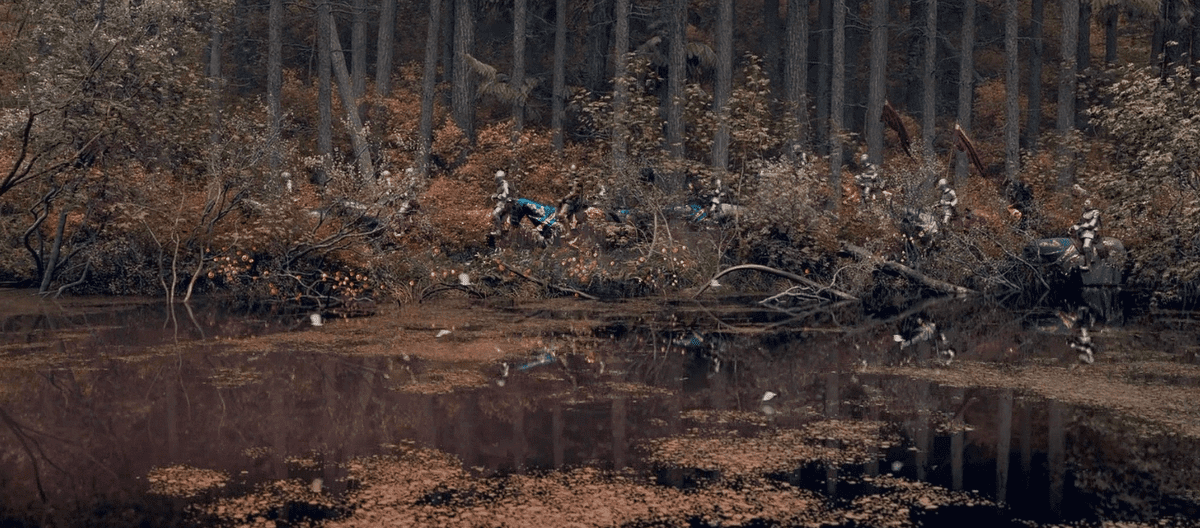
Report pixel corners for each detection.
[329,16,375,179]
[763,0,782,99]
[712,0,732,175]
[317,0,333,180]
[903,0,925,113]
[1004,0,1019,183]
[816,0,832,150]
[922,0,936,157]
[209,11,223,152]
[453,0,476,143]
[1077,0,1091,72]
[785,0,810,158]
[666,0,687,171]
[1058,0,1078,189]
[1103,5,1117,65]
[1025,0,1044,151]
[268,0,282,177]
[352,0,367,99]
[418,0,443,177]
[611,0,629,167]
[553,0,568,153]
[955,0,975,181]
[830,0,845,209]
[376,0,396,97]
[38,207,68,294]
[1193,4,1200,77]
[1163,0,1187,72]
[441,0,454,90]
[843,0,865,135]
[1076,0,1091,130]
[512,0,526,135]
[865,0,887,165]
[585,0,611,96]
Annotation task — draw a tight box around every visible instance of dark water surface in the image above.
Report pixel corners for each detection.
[1,290,1198,526]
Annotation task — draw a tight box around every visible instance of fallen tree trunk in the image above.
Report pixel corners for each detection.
[695,264,858,301]
[841,243,976,296]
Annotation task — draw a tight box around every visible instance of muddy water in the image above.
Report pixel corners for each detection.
[1,290,1198,527]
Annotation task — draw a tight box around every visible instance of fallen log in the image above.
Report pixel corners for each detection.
[694,264,858,301]
[841,243,976,296]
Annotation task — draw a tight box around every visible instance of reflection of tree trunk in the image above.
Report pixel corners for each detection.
[915,380,929,481]
[270,383,287,479]
[1020,399,1032,489]
[420,395,438,447]
[951,399,964,489]
[996,390,1013,504]
[455,393,476,467]
[166,375,179,460]
[350,358,380,456]
[511,403,526,472]
[1048,399,1065,515]
[825,369,840,494]
[865,379,880,478]
[552,402,564,468]
[612,397,627,469]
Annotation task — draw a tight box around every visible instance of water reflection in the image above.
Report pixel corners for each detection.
[1,296,1198,526]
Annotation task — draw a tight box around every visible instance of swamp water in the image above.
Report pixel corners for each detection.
[1,290,1199,527]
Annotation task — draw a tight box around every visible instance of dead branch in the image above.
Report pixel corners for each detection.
[695,264,858,301]
[841,243,976,296]
[419,283,486,302]
[498,260,601,301]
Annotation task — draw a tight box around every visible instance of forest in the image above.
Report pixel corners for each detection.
[1,0,1198,311]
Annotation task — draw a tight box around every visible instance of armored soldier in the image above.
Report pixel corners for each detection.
[1069,327,1095,364]
[489,170,516,246]
[1069,200,1101,271]
[855,154,881,202]
[938,179,958,224]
